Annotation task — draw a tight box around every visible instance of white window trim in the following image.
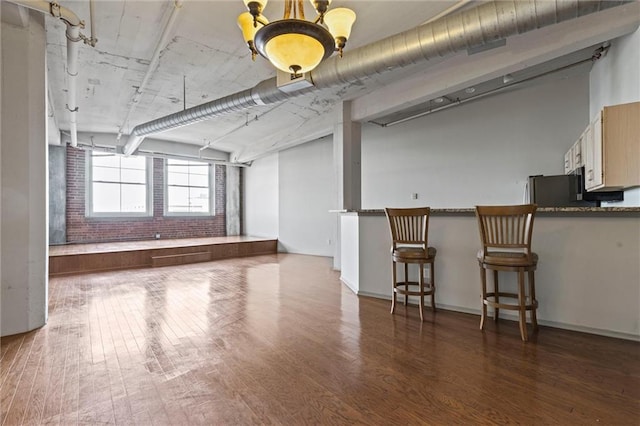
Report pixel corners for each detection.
[85,151,154,218]
[163,160,216,217]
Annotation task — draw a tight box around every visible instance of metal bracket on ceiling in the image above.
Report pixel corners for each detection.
[591,42,611,61]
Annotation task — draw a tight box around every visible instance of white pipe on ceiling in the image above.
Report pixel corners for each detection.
[8,0,86,147]
[116,0,185,142]
[66,24,80,147]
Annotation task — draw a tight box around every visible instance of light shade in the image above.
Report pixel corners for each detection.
[324,7,356,40]
[255,19,335,74]
[237,12,267,43]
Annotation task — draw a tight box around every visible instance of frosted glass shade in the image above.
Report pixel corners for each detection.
[265,33,325,73]
[324,7,356,40]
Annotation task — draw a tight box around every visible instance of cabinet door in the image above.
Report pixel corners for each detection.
[564,149,573,174]
[584,111,603,190]
[573,136,583,169]
[591,111,604,188]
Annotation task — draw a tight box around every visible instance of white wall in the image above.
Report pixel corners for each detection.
[361,75,590,209]
[590,28,640,115]
[590,28,640,206]
[243,153,279,238]
[244,137,337,256]
[278,137,336,256]
[1,14,49,336]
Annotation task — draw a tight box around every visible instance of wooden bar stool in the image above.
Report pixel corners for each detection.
[475,204,538,341]
[384,207,437,322]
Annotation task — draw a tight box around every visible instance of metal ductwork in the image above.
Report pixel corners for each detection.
[122,0,629,156]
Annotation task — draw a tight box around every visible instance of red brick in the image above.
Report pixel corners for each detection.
[65,147,227,243]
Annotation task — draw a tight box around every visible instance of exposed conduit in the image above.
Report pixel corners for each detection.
[122,0,629,156]
[9,0,96,147]
[372,48,609,128]
[75,141,246,167]
[116,0,184,142]
[421,0,475,25]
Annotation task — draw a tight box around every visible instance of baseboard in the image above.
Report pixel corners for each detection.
[340,277,358,295]
[357,290,391,300]
[355,291,640,342]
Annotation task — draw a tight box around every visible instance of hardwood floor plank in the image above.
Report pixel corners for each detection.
[0,334,25,389]
[2,329,45,425]
[1,253,638,425]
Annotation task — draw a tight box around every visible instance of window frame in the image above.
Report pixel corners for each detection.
[85,151,154,218]
[163,158,215,217]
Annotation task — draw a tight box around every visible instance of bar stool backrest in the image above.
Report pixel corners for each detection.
[384,207,431,250]
[475,204,537,259]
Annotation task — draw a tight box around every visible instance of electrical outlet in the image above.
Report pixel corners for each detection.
[155,233,161,239]
[411,193,418,200]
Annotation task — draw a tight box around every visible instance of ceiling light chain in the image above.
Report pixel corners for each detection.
[237,0,356,76]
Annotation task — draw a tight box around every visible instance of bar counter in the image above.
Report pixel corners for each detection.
[337,207,640,340]
[338,206,640,216]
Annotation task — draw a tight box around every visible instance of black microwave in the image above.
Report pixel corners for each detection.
[529,168,623,207]
[572,166,624,204]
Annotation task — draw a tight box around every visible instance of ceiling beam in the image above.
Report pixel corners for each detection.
[351,2,640,122]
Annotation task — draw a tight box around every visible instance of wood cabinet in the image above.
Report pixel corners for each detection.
[583,102,639,192]
[564,130,586,175]
[573,134,584,171]
[564,149,573,174]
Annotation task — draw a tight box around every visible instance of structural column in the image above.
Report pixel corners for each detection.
[1,10,48,336]
[333,101,361,270]
[226,165,241,235]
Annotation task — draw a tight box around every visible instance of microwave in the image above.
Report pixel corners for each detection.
[528,168,623,207]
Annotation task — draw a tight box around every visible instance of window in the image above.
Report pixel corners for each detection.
[87,152,152,216]
[166,159,213,215]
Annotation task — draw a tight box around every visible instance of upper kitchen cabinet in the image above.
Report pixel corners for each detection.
[583,102,640,192]
[564,129,587,175]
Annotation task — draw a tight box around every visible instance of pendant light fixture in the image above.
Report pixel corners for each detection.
[237,0,356,76]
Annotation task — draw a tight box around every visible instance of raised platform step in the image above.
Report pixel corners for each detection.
[49,236,277,276]
[151,251,211,267]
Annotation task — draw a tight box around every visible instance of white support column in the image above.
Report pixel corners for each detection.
[226,165,241,235]
[1,11,49,336]
[333,101,361,270]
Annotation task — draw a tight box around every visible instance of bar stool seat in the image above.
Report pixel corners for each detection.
[478,250,538,267]
[393,246,437,262]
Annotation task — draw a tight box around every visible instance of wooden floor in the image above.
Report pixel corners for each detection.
[1,254,638,425]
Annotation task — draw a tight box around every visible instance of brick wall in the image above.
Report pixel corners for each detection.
[66,147,226,243]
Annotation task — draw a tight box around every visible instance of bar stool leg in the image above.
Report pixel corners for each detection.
[419,262,425,322]
[479,264,487,330]
[404,263,409,306]
[493,270,500,322]
[518,269,528,341]
[429,262,436,312]
[391,261,397,314]
[529,270,538,331]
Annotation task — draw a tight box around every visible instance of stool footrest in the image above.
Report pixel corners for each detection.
[394,282,434,296]
[483,292,538,311]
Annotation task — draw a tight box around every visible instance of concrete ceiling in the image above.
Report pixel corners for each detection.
[8,1,640,162]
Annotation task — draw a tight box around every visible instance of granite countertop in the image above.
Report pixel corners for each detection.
[331,207,640,216]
